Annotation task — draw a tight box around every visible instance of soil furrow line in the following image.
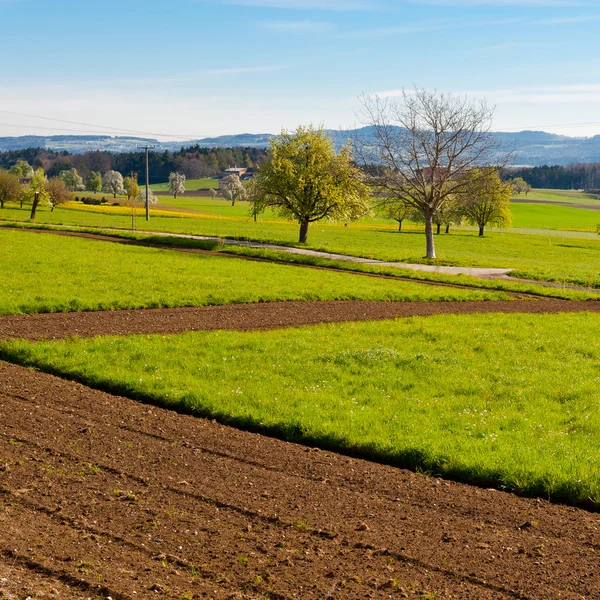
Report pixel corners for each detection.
[1,405,593,599]
[2,299,600,341]
[0,548,132,600]
[1,458,534,600]
[1,388,582,538]
[3,362,599,598]
[2,382,595,544]
[0,488,294,600]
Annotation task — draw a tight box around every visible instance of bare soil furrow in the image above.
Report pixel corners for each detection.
[2,299,600,341]
[1,441,498,600]
[1,362,600,598]
[2,378,594,539]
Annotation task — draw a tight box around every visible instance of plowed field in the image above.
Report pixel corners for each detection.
[2,361,600,599]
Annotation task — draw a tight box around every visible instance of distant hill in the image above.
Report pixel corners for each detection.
[1,129,600,166]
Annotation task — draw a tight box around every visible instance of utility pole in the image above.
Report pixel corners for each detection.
[137,145,156,221]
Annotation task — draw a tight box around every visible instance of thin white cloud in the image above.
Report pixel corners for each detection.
[371,84,600,105]
[532,14,600,24]
[339,17,523,38]
[219,0,379,9]
[415,0,590,6]
[260,20,334,32]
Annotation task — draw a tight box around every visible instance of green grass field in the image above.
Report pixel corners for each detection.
[4,202,600,287]
[150,177,219,191]
[512,188,600,205]
[510,203,600,231]
[4,312,600,506]
[0,228,508,315]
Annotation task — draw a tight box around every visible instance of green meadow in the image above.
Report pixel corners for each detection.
[4,312,600,506]
[4,200,600,287]
[0,228,507,315]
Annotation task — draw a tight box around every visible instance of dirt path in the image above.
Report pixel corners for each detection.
[2,299,600,341]
[1,360,600,599]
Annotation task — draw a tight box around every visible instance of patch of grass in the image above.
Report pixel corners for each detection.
[0,228,507,315]
[512,188,600,205]
[4,312,600,507]
[510,203,599,231]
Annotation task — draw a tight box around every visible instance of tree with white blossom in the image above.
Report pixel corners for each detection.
[102,170,125,198]
[168,172,186,199]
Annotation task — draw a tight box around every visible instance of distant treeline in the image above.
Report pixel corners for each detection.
[0,145,268,183]
[3,145,600,191]
[505,164,600,191]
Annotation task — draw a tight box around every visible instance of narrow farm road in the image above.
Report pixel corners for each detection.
[1,360,599,599]
[4,224,512,278]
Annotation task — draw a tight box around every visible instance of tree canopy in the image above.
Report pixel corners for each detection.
[253,125,370,243]
[0,170,22,209]
[219,174,246,206]
[461,168,512,236]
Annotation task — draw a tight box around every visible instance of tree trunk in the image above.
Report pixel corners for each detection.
[299,220,309,243]
[425,215,436,259]
[174,193,177,199]
[397,220,402,232]
[436,222,441,235]
[0,199,4,209]
[445,224,450,234]
[51,205,55,212]
[30,192,40,221]
[479,224,485,237]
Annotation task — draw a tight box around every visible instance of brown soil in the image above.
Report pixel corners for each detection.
[2,299,600,341]
[2,360,600,599]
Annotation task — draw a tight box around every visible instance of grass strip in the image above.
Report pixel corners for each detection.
[3,312,600,507]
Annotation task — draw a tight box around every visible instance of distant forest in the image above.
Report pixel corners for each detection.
[2,145,600,191]
[506,164,600,191]
[0,145,268,184]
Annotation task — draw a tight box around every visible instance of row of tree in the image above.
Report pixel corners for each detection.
[1,90,525,257]
[247,90,516,256]
[0,146,268,183]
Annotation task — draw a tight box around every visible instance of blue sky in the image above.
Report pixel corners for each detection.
[0,0,599,140]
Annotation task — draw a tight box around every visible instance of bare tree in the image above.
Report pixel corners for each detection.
[0,170,22,209]
[46,178,71,211]
[355,89,498,258]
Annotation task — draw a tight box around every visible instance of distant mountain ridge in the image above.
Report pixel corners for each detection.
[1,128,600,166]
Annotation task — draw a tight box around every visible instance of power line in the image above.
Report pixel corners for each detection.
[0,110,211,141]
